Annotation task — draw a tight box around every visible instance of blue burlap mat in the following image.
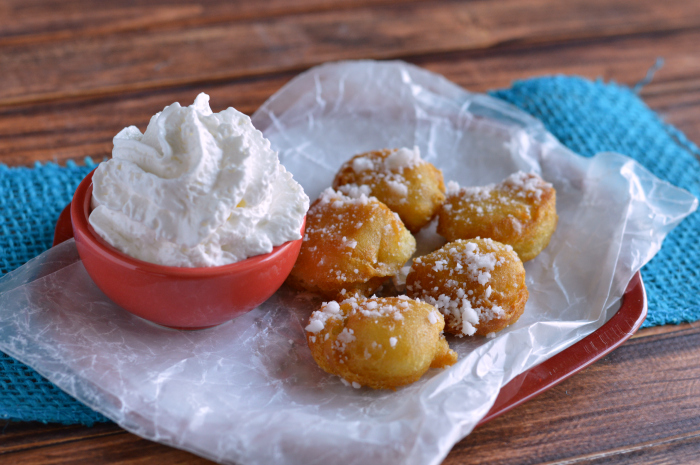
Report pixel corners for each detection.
[1,76,699,425]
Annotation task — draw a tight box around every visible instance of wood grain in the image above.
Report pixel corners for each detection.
[2,324,699,464]
[0,0,421,45]
[1,425,210,465]
[447,325,700,464]
[3,0,700,106]
[0,421,121,455]
[3,28,700,167]
[0,76,289,165]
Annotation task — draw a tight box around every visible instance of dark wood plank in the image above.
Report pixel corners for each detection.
[4,324,700,464]
[3,28,700,167]
[0,76,287,165]
[2,428,211,464]
[0,0,420,46]
[538,431,700,464]
[0,421,121,454]
[644,86,700,153]
[3,0,700,106]
[633,322,699,340]
[445,324,700,464]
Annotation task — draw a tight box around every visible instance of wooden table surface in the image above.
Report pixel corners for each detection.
[2,1,700,464]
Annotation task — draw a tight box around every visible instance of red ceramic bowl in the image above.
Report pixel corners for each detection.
[71,170,305,330]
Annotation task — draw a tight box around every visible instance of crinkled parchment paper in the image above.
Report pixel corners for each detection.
[0,61,697,465]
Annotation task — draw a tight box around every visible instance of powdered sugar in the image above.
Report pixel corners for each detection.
[503,171,552,200]
[428,310,440,324]
[305,301,342,333]
[334,328,356,352]
[352,157,375,173]
[407,239,516,336]
[301,188,388,285]
[338,147,426,203]
[446,181,461,195]
[337,328,356,344]
[386,180,409,197]
[305,297,437,358]
[444,171,552,216]
[318,187,373,206]
[337,184,372,199]
[460,185,494,202]
[384,146,422,172]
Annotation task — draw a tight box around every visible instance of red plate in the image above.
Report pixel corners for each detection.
[53,202,74,247]
[478,272,646,426]
[53,205,647,425]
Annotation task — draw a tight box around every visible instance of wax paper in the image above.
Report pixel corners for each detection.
[0,61,696,465]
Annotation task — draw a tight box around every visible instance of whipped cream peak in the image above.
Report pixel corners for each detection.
[90,93,309,267]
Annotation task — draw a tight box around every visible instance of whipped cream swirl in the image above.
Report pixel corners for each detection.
[89,93,309,267]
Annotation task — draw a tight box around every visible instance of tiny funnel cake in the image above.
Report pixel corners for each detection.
[438,171,557,262]
[332,147,446,233]
[287,188,416,299]
[89,93,309,267]
[406,238,528,337]
[305,296,457,389]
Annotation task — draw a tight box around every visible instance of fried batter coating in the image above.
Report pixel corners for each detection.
[406,238,528,337]
[287,188,416,299]
[332,147,446,233]
[305,296,458,389]
[437,171,557,262]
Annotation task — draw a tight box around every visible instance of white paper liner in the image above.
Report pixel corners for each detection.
[0,61,696,465]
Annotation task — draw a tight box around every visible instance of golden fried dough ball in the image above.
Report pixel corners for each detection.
[406,238,528,337]
[287,188,416,299]
[437,171,557,262]
[332,147,445,233]
[305,296,458,389]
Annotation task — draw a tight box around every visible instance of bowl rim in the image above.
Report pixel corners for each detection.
[71,169,306,277]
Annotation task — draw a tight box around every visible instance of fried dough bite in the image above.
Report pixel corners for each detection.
[287,188,416,299]
[305,296,458,389]
[406,238,528,337]
[438,171,557,262]
[332,147,445,233]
